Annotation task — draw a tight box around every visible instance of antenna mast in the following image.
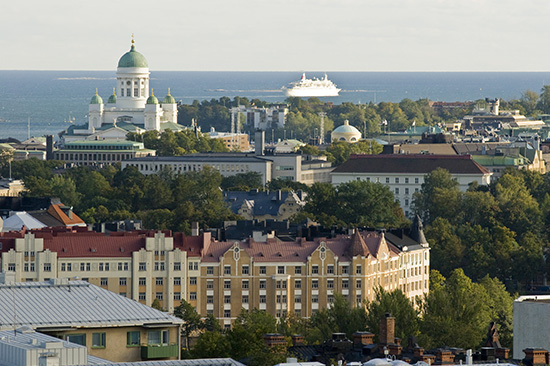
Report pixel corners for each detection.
[319,112,326,145]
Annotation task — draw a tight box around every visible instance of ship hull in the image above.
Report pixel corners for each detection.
[284,87,341,97]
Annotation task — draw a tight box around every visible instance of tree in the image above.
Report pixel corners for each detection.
[365,288,419,343]
[151,298,165,311]
[425,218,465,278]
[537,85,550,113]
[174,300,204,349]
[191,331,230,359]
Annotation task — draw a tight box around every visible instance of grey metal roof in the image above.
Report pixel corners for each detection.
[0,328,85,351]
[126,153,271,163]
[0,280,183,330]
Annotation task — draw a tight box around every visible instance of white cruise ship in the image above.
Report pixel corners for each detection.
[283,73,341,97]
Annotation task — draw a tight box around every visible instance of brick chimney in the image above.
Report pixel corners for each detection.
[379,313,395,345]
[435,350,454,364]
[353,331,374,347]
[291,335,305,346]
[523,348,548,366]
[263,333,286,348]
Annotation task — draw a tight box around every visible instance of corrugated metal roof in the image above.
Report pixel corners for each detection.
[0,280,183,330]
[82,359,245,366]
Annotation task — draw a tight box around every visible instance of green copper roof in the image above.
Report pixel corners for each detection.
[107,91,117,104]
[147,94,159,104]
[163,94,176,104]
[118,44,149,68]
[90,93,103,105]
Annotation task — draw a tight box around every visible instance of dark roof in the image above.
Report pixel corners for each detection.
[224,190,302,216]
[332,154,490,175]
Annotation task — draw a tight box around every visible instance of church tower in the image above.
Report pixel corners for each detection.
[116,35,150,109]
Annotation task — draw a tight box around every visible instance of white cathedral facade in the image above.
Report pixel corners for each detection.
[60,39,180,143]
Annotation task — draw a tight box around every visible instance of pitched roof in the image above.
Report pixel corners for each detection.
[0,279,183,331]
[332,154,490,175]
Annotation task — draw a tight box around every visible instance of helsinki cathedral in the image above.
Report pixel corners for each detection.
[60,37,180,143]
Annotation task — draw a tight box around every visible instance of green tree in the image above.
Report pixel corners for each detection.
[365,288,419,343]
[191,331,230,358]
[174,300,204,349]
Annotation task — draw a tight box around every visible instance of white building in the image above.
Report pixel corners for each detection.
[60,38,181,143]
[331,154,492,217]
[331,120,362,143]
[233,105,288,130]
[513,295,550,359]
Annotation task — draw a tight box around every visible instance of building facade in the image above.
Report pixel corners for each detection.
[54,140,155,166]
[331,154,492,217]
[0,225,428,327]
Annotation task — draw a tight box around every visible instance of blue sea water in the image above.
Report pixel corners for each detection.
[1,70,550,141]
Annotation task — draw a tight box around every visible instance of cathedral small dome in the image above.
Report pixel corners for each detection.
[146,89,158,104]
[118,41,148,68]
[90,90,103,105]
[107,89,117,104]
[162,88,176,104]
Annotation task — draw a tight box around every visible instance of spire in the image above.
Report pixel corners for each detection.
[131,33,135,51]
[347,230,370,257]
[112,88,116,96]
[151,88,154,96]
[168,88,171,96]
[95,88,99,96]
[411,215,428,247]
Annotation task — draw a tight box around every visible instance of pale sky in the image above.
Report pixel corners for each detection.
[1,0,549,71]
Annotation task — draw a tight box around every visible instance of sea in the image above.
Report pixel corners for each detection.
[2,70,550,141]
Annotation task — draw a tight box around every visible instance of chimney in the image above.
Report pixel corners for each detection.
[191,222,199,236]
[353,331,374,347]
[263,333,286,347]
[291,335,305,346]
[379,313,395,345]
[46,135,54,160]
[255,130,265,156]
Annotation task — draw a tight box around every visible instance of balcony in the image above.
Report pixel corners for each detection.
[141,343,179,360]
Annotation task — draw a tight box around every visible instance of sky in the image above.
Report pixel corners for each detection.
[1,0,550,72]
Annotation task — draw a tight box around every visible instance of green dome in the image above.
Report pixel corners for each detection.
[162,89,176,104]
[90,92,103,105]
[147,94,159,105]
[107,90,117,104]
[117,44,149,68]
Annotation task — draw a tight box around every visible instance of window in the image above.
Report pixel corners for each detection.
[394,188,399,195]
[312,265,319,274]
[207,296,213,304]
[295,279,301,289]
[312,295,318,303]
[120,292,127,297]
[190,292,197,300]
[405,188,409,195]
[327,265,334,274]
[92,332,106,348]
[259,280,266,289]
[174,262,181,271]
[385,177,390,183]
[156,277,163,286]
[224,280,231,289]
[312,280,318,289]
[277,266,285,274]
[277,295,281,303]
[224,265,231,275]
[139,292,146,300]
[259,266,266,274]
[405,199,409,207]
[356,265,362,274]
[405,177,409,184]
[60,263,65,272]
[357,295,362,305]
[395,177,399,183]
[224,295,231,304]
[295,266,302,274]
[342,265,349,274]
[174,277,181,286]
[207,266,214,275]
[342,279,349,288]
[242,280,249,289]
[67,263,72,271]
[86,263,90,271]
[260,295,266,303]
[80,263,85,271]
[189,277,196,285]
[356,279,362,288]
[156,292,163,300]
[66,334,86,346]
[139,262,146,271]
[127,331,140,347]
[105,263,110,271]
[44,263,51,272]
[415,178,419,184]
[148,330,169,345]
[328,295,335,303]
[120,278,127,286]
[206,280,213,289]
[100,278,108,286]
[24,263,29,272]
[295,295,302,303]
[242,265,249,275]
[242,295,249,303]
[139,277,146,286]
[327,280,334,289]
[224,310,231,318]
